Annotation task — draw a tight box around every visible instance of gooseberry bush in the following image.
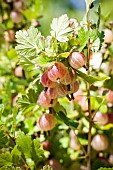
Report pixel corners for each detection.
[1,0,113,170]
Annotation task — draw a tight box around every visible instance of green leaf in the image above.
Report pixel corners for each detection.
[16,132,35,169]
[23,0,43,20]
[50,14,72,42]
[53,102,67,115]
[58,52,70,58]
[104,75,113,91]
[33,138,44,159]
[7,49,18,60]
[78,28,89,51]
[97,4,101,29]
[57,111,79,129]
[18,55,39,76]
[76,70,110,84]
[0,132,8,149]
[31,138,44,166]
[15,26,44,56]
[35,54,54,67]
[91,31,104,52]
[16,132,32,158]
[17,88,42,114]
[98,168,113,170]
[0,153,12,168]
[11,145,21,164]
[0,104,4,119]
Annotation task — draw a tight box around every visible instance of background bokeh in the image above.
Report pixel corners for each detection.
[39,0,113,36]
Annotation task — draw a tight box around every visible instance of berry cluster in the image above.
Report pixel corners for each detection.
[37,51,86,131]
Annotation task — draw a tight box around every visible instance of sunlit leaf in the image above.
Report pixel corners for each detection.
[15,26,44,56]
[16,132,32,158]
[50,14,72,42]
[78,28,89,51]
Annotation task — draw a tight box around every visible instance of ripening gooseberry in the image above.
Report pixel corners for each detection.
[13,0,23,10]
[94,111,108,125]
[14,66,23,77]
[68,52,86,69]
[41,141,51,151]
[61,69,76,85]
[38,91,57,108]
[47,159,63,170]
[70,130,81,150]
[91,134,109,151]
[106,90,113,104]
[104,28,113,43]
[69,80,79,93]
[47,62,67,83]
[38,114,56,131]
[56,84,68,97]
[10,11,22,23]
[41,71,57,88]
[46,87,58,99]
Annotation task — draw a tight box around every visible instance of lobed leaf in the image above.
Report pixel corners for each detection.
[15,26,44,57]
[78,28,89,51]
[0,132,8,149]
[16,132,32,158]
[11,145,21,164]
[50,14,72,42]
[0,153,12,168]
[18,55,39,76]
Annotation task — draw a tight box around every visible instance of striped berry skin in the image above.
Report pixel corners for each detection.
[61,69,76,85]
[38,91,57,108]
[41,71,57,88]
[47,62,67,82]
[56,84,68,97]
[68,52,86,69]
[46,87,58,99]
[69,80,79,94]
[38,114,56,131]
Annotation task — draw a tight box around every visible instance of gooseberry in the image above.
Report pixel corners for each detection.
[48,62,67,83]
[68,52,86,69]
[38,114,56,131]
[41,71,57,88]
[91,134,109,151]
